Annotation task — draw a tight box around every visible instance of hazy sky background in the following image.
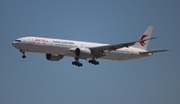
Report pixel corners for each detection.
[0,0,180,104]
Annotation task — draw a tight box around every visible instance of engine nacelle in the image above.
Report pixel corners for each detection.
[46,54,63,61]
[75,48,92,58]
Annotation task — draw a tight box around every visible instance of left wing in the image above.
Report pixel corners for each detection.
[89,38,156,52]
[88,38,156,58]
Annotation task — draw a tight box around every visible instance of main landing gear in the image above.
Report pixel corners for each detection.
[20,50,26,59]
[72,58,99,67]
[88,58,99,65]
[72,57,83,67]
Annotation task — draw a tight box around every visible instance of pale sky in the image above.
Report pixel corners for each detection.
[0,0,180,104]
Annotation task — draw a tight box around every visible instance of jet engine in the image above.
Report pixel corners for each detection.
[75,48,92,58]
[46,54,63,61]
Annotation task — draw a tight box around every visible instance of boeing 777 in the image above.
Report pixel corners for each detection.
[12,26,168,67]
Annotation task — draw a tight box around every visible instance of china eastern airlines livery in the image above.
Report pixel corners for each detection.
[12,26,168,67]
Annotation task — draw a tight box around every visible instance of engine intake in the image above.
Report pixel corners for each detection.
[46,54,63,61]
[75,48,92,58]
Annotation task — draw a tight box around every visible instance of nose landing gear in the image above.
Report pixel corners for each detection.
[20,50,26,59]
[22,55,26,58]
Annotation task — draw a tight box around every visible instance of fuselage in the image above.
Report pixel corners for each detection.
[12,36,150,61]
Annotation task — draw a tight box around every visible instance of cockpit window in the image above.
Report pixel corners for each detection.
[15,40,21,42]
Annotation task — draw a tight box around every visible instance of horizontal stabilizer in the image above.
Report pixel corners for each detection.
[139,50,169,54]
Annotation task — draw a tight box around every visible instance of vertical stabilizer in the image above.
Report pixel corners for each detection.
[132,26,153,50]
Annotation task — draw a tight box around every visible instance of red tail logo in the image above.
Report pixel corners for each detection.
[139,35,148,46]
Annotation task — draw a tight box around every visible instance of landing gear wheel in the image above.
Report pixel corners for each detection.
[89,60,94,64]
[88,59,99,65]
[78,63,83,67]
[72,61,76,65]
[72,61,83,67]
[22,55,26,59]
[95,61,99,65]
[72,58,83,67]
[74,62,79,66]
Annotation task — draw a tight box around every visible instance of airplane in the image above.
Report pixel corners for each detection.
[12,26,168,67]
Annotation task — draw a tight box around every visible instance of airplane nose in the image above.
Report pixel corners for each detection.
[12,41,16,47]
[12,41,19,48]
[12,39,22,49]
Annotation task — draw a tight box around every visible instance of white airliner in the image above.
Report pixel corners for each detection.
[12,26,167,67]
